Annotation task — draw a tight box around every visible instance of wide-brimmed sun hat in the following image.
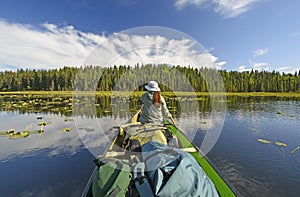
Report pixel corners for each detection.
[145,81,161,92]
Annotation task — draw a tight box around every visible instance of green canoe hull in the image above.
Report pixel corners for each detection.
[81,110,238,196]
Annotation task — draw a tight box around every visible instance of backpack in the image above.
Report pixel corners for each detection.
[92,157,135,197]
[141,141,219,197]
[121,123,168,151]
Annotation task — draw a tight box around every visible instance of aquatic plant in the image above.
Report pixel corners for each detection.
[277,111,285,116]
[290,146,300,154]
[62,128,72,132]
[257,138,271,144]
[38,121,52,126]
[8,131,30,139]
[64,118,74,122]
[6,129,14,134]
[275,141,287,147]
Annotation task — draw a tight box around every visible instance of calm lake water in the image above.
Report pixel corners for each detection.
[0,94,299,196]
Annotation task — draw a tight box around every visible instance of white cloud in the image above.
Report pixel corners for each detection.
[213,0,263,19]
[238,61,269,72]
[0,20,223,71]
[239,63,299,74]
[252,48,269,57]
[84,30,224,70]
[251,62,269,70]
[238,65,251,72]
[0,19,105,71]
[216,61,227,69]
[174,0,265,19]
[277,66,299,74]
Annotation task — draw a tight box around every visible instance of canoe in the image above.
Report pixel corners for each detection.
[81,110,238,197]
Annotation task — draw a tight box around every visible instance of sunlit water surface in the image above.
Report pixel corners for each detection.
[0,96,299,196]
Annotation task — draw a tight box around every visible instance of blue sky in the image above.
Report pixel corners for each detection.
[0,0,299,73]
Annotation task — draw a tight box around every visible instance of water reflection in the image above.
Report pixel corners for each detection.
[0,94,300,196]
[208,97,300,196]
[0,93,224,160]
[215,158,273,196]
[0,93,216,118]
[0,109,97,197]
[0,112,81,161]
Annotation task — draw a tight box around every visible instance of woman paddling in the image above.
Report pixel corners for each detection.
[138,81,172,124]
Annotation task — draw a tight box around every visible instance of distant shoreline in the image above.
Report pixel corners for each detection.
[1,91,300,97]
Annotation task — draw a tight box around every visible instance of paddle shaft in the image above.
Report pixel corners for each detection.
[169,116,178,127]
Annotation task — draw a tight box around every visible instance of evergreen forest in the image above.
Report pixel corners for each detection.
[0,64,299,92]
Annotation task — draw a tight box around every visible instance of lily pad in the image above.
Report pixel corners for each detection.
[38,121,52,126]
[275,141,287,147]
[0,131,9,136]
[257,138,271,144]
[6,129,15,134]
[62,128,72,132]
[8,131,30,139]
[277,111,285,116]
[290,146,300,154]
[64,118,74,122]
[251,128,259,132]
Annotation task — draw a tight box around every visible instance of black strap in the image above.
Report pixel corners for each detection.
[133,175,146,185]
[108,186,121,197]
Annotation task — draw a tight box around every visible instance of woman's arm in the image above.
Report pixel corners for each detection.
[161,96,171,118]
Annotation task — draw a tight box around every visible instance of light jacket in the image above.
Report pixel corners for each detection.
[138,91,171,124]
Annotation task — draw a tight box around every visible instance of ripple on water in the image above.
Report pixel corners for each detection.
[215,158,274,197]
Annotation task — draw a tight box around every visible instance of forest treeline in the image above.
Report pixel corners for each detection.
[0,64,299,92]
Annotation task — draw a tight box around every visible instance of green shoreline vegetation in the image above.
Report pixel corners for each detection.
[0,65,299,93]
[1,91,300,97]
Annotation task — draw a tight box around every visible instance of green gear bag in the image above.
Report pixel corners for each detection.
[92,157,132,197]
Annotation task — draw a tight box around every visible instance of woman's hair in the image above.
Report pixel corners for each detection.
[153,91,162,107]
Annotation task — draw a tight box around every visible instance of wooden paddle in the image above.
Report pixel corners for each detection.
[169,116,178,127]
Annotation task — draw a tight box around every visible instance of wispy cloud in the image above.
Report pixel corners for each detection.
[252,48,269,57]
[86,32,221,68]
[0,19,105,70]
[216,61,227,69]
[277,66,299,74]
[239,63,299,73]
[213,0,263,19]
[174,0,266,19]
[238,65,251,72]
[174,0,207,10]
[238,61,269,72]
[0,19,223,71]
[251,62,269,70]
